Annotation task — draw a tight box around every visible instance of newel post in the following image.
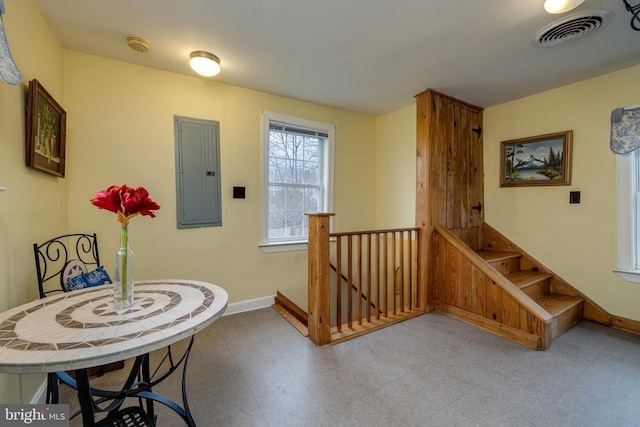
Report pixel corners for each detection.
[305,212,335,346]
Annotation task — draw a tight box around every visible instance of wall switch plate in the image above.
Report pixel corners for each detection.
[233,186,246,199]
[570,191,580,204]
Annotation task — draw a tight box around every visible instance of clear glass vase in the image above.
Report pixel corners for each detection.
[113,226,134,309]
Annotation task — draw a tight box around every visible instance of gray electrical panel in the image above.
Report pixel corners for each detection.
[174,116,222,228]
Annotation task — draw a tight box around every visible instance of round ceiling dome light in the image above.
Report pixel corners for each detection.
[126,36,151,53]
[544,0,585,14]
[189,51,221,77]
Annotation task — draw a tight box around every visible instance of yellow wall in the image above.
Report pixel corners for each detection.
[484,64,640,321]
[0,0,67,404]
[64,51,377,310]
[375,104,416,228]
[4,0,639,406]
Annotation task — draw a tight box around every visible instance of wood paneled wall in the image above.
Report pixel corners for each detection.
[415,89,484,306]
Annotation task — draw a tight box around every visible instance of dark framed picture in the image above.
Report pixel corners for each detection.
[26,79,67,177]
[500,130,572,187]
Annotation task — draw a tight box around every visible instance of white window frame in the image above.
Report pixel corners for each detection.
[615,149,640,283]
[260,111,334,253]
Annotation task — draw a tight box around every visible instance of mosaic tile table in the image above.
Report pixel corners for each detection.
[0,279,228,426]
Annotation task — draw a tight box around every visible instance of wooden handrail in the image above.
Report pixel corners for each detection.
[330,226,420,238]
[434,225,552,323]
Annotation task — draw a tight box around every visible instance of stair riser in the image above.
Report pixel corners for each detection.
[489,257,520,275]
[520,280,551,299]
[552,301,584,340]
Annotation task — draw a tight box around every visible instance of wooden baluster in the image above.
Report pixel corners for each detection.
[336,236,342,332]
[383,232,388,318]
[306,213,334,346]
[376,233,381,320]
[367,233,372,322]
[357,234,363,325]
[416,228,423,310]
[400,231,405,312]
[409,230,414,311]
[347,235,353,329]
[392,231,397,316]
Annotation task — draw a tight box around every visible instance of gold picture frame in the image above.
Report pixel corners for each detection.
[500,131,572,187]
[26,79,67,177]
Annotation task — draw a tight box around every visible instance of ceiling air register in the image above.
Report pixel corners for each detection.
[533,9,613,47]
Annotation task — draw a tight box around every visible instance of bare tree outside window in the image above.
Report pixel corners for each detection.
[268,127,323,240]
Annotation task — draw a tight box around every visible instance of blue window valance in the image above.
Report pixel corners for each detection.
[611,106,640,154]
[0,0,22,85]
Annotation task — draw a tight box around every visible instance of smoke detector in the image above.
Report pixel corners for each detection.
[126,36,151,53]
[533,9,613,47]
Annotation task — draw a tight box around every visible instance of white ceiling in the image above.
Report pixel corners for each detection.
[36,0,640,116]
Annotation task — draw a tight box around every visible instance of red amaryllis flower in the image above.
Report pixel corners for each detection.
[91,185,160,227]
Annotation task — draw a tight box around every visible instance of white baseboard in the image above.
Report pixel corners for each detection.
[29,295,275,404]
[223,295,275,316]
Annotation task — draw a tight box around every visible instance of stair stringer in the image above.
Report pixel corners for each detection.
[483,223,611,326]
[432,226,553,350]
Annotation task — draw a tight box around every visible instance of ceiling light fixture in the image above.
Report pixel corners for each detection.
[189,51,221,77]
[622,0,640,30]
[544,0,585,14]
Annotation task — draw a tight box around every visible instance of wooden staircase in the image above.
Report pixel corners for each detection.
[432,224,610,350]
[477,250,584,341]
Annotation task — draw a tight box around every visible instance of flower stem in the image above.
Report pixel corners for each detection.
[120,226,128,300]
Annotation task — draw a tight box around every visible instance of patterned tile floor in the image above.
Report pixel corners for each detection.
[60,308,640,426]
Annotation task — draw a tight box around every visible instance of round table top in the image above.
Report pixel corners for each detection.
[0,280,228,374]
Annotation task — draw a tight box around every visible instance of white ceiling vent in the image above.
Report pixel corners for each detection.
[533,9,613,47]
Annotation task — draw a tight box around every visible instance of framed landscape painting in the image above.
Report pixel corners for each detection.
[500,131,572,187]
[26,79,67,177]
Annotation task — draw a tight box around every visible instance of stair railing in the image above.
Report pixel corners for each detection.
[306,213,424,345]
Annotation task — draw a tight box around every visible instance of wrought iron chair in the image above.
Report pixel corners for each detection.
[34,233,101,298]
[33,234,125,408]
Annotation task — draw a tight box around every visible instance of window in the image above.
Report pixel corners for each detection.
[615,149,640,282]
[261,111,334,251]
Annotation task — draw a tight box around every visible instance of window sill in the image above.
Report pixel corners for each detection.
[614,268,640,284]
[259,237,336,254]
[259,241,308,253]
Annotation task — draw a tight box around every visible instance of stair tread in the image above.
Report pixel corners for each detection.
[476,250,521,263]
[534,293,583,317]
[505,270,553,289]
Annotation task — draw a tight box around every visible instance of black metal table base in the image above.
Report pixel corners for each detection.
[51,336,197,427]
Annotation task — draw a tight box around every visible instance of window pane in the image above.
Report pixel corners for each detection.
[304,188,320,211]
[268,209,285,240]
[303,138,319,161]
[269,186,285,213]
[287,187,305,212]
[268,157,285,183]
[269,132,287,158]
[303,138,320,184]
[303,159,320,185]
[285,211,305,238]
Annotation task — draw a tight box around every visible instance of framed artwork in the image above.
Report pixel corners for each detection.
[26,79,67,177]
[500,130,572,187]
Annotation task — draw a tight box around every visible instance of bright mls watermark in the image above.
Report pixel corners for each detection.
[0,405,68,427]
